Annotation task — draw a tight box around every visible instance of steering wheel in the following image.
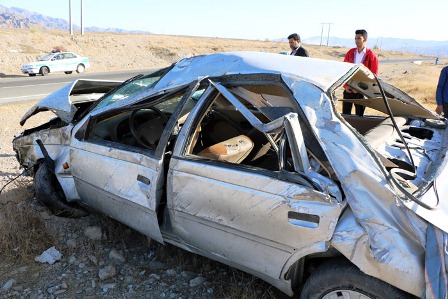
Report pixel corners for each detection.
[129,107,169,149]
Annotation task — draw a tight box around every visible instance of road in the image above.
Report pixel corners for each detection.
[0,69,150,105]
[0,58,439,105]
[380,57,438,64]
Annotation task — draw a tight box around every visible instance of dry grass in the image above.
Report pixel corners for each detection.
[0,200,55,260]
[380,62,442,110]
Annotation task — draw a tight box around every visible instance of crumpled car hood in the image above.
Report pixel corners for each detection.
[20,79,121,126]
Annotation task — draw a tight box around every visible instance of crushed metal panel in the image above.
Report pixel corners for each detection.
[402,159,448,233]
[168,158,342,285]
[13,125,73,168]
[70,137,164,243]
[344,67,437,119]
[341,97,437,119]
[20,80,121,125]
[152,52,356,94]
[282,75,428,295]
[332,208,425,297]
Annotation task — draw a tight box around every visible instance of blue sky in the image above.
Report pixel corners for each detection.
[1,0,447,41]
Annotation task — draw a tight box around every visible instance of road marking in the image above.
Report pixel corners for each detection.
[0,82,71,89]
[0,93,49,101]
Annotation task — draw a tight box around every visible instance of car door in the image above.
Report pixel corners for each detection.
[69,83,201,243]
[49,53,64,72]
[63,53,78,71]
[167,78,343,281]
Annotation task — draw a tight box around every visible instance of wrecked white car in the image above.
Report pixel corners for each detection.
[12,52,448,298]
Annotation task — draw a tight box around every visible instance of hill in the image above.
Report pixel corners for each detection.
[304,36,448,57]
[0,4,148,34]
[0,5,68,30]
[0,27,435,76]
[1,27,445,109]
[1,3,447,57]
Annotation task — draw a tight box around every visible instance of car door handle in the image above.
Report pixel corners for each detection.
[137,175,150,185]
[288,211,319,228]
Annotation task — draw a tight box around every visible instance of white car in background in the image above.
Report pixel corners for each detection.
[21,51,90,76]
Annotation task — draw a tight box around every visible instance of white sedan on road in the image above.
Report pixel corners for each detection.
[21,51,90,76]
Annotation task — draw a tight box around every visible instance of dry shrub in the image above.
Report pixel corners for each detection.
[385,64,441,107]
[29,27,39,34]
[30,35,46,46]
[147,44,180,62]
[0,201,55,260]
[49,29,65,37]
[18,43,38,54]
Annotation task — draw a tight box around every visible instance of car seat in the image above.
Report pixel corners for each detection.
[198,135,254,164]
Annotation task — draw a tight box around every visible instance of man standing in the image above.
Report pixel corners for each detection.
[343,29,378,116]
[288,33,309,57]
[436,66,448,117]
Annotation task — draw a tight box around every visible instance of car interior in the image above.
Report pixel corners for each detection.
[87,76,432,184]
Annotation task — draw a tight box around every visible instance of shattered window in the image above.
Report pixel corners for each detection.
[89,87,202,151]
[92,68,170,112]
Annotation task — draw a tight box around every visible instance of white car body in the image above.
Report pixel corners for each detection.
[12,52,448,298]
[21,51,90,76]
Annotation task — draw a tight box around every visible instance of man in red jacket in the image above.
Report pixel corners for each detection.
[343,29,379,116]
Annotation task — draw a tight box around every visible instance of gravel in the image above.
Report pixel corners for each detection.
[0,101,287,299]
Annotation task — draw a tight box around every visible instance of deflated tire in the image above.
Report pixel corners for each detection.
[34,163,88,218]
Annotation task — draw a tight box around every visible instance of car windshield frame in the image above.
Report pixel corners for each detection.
[89,66,172,114]
[39,54,54,61]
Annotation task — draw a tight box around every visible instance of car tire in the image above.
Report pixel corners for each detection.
[28,74,36,77]
[34,163,88,218]
[76,64,85,74]
[65,71,73,74]
[40,66,49,76]
[300,260,411,299]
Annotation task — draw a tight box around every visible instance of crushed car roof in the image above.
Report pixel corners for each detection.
[152,51,363,92]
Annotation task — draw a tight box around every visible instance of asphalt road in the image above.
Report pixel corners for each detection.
[0,69,151,105]
[0,58,440,106]
[380,57,438,64]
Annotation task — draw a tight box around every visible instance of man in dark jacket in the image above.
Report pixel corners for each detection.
[436,66,448,117]
[288,33,309,57]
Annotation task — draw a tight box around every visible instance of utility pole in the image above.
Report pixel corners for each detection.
[320,23,333,46]
[326,23,333,46]
[80,0,84,35]
[320,23,324,47]
[69,0,73,35]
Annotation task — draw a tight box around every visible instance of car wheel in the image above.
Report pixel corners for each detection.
[40,66,49,76]
[28,74,36,77]
[76,64,85,74]
[65,71,73,74]
[300,261,411,299]
[34,163,88,218]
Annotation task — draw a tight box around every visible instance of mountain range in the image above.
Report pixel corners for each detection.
[1,4,447,57]
[0,4,149,34]
[303,36,448,57]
